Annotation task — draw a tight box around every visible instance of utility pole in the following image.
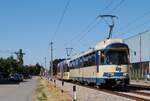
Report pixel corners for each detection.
[61,47,73,93]
[44,57,46,69]
[50,42,54,80]
[139,33,142,80]
[97,14,118,39]
[66,47,76,101]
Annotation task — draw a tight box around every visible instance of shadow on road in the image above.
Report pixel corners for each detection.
[0,79,20,85]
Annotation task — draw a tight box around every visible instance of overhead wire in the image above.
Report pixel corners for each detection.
[116,18,150,37]
[0,50,15,56]
[63,0,125,56]
[101,0,115,13]
[78,0,125,46]
[64,18,98,46]
[79,0,125,42]
[51,0,71,42]
[77,19,102,43]
[76,0,125,41]
[64,0,115,47]
[108,0,125,13]
[114,10,150,36]
[72,19,102,50]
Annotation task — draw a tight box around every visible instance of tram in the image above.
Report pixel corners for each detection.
[57,38,130,86]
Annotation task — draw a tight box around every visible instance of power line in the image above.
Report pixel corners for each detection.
[69,20,104,52]
[71,0,123,44]
[0,50,15,56]
[64,0,115,47]
[64,18,98,46]
[77,19,102,43]
[51,0,71,41]
[63,0,123,54]
[109,0,125,13]
[0,50,13,53]
[114,10,150,35]
[116,18,150,37]
[75,15,117,48]
[71,0,124,50]
[101,0,115,13]
[73,16,118,49]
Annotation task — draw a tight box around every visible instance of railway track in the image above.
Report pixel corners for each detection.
[113,91,150,101]
[91,86,150,101]
[67,81,150,101]
[131,91,150,97]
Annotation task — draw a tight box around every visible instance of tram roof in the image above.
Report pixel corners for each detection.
[70,48,95,61]
[57,59,70,66]
[70,38,124,61]
[95,38,124,50]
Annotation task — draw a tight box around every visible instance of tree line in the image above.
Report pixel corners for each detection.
[0,56,43,78]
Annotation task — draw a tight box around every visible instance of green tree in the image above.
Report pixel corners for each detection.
[0,56,20,78]
[15,49,25,67]
[22,63,43,76]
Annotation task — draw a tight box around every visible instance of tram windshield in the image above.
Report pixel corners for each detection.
[105,50,129,65]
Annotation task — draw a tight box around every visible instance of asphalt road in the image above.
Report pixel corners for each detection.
[0,77,37,101]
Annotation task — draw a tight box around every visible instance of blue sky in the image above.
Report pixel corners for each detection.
[0,0,150,69]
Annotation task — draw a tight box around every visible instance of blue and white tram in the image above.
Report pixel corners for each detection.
[68,39,130,86]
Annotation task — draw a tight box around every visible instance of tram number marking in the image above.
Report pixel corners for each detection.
[116,67,121,72]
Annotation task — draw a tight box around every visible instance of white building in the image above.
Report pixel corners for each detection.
[124,30,150,80]
[125,30,150,63]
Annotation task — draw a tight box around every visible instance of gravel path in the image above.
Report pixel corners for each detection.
[54,80,134,101]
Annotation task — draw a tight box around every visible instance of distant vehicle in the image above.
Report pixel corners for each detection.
[23,73,32,79]
[18,74,24,81]
[9,75,18,82]
[28,75,32,79]
[9,73,23,82]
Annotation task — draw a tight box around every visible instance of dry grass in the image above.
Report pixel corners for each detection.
[33,77,72,101]
[33,78,47,101]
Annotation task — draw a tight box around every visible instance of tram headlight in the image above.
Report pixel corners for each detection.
[123,73,129,77]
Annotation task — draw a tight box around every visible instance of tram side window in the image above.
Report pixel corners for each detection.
[79,57,83,67]
[75,60,77,68]
[87,55,91,66]
[91,53,96,65]
[88,53,96,66]
[82,53,96,67]
[73,60,76,68]
[75,59,79,68]
[100,51,105,64]
[71,61,75,69]
[83,56,88,67]
[70,61,73,69]
[63,63,69,72]
[72,60,76,69]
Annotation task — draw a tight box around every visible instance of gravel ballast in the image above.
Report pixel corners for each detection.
[53,80,134,101]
